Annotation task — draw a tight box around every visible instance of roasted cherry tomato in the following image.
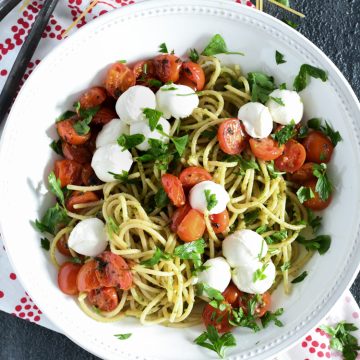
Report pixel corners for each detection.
[105,62,136,98]
[209,210,230,234]
[92,106,117,126]
[56,118,91,145]
[288,162,316,184]
[133,60,156,82]
[87,287,119,312]
[66,191,99,213]
[58,262,82,295]
[302,131,334,164]
[77,260,101,292]
[180,62,205,91]
[171,203,191,233]
[303,179,332,211]
[153,54,182,83]
[161,174,186,207]
[81,163,101,186]
[56,235,71,256]
[179,167,212,189]
[274,140,306,174]
[249,137,284,161]
[202,302,233,333]
[54,159,82,187]
[217,119,248,155]
[177,76,197,91]
[62,142,92,164]
[254,292,271,318]
[177,209,206,242]
[78,86,107,110]
[222,283,243,306]
[95,252,133,290]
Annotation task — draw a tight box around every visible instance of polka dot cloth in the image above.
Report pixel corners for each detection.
[0,1,359,359]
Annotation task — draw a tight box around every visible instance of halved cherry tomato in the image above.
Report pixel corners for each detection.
[87,287,119,312]
[133,60,156,81]
[288,162,316,184]
[202,302,233,333]
[56,235,71,256]
[105,62,136,98]
[58,262,82,295]
[92,107,117,126]
[217,119,248,155]
[222,283,243,306]
[179,167,212,189]
[95,252,133,290]
[274,140,306,174]
[177,76,197,91]
[303,179,332,211]
[54,159,82,187]
[78,86,107,110]
[302,131,334,164]
[66,191,99,212]
[209,210,230,234]
[171,203,191,233]
[153,54,182,83]
[77,260,101,292]
[180,62,205,91]
[177,209,206,242]
[254,292,271,318]
[56,118,91,145]
[249,137,284,161]
[62,142,92,164]
[81,164,101,186]
[161,174,186,207]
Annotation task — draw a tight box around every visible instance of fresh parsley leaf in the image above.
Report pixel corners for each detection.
[118,60,126,63]
[280,261,291,272]
[108,170,129,182]
[161,86,178,91]
[171,135,188,156]
[307,209,322,233]
[261,308,284,328]
[291,271,308,284]
[147,79,163,88]
[158,42,168,53]
[313,163,333,201]
[49,140,63,155]
[269,96,285,106]
[154,187,169,208]
[117,133,145,150]
[265,230,288,244]
[136,139,173,170]
[70,257,83,264]
[56,110,76,123]
[202,129,217,139]
[140,247,171,267]
[229,306,260,332]
[248,72,276,103]
[256,225,268,234]
[174,239,205,268]
[320,322,360,360]
[266,161,285,179]
[204,189,218,211]
[307,118,322,130]
[34,203,70,235]
[293,64,328,92]
[282,19,298,29]
[114,333,132,340]
[323,121,342,146]
[143,108,163,131]
[189,48,200,62]
[244,209,260,225]
[73,117,91,135]
[106,217,119,236]
[197,283,224,302]
[72,105,100,135]
[40,238,50,251]
[48,171,65,206]
[296,235,331,255]
[275,50,286,65]
[296,186,315,203]
[194,325,236,359]
[297,125,308,138]
[238,156,259,173]
[201,34,244,57]
[271,120,296,145]
[253,263,268,282]
[279,83,287,90]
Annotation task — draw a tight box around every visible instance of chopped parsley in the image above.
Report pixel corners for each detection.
[279,82,287,90]
[296,235,331,255]
[189,48,200,62]
[154,187,170,209]
[261,308,284,328]
[275,50,286,65]
[291,271,308,284]
[143,108,163,131]
[147,79,163,88]
[35,203,70,235]
[108,170,129,182]
[140,247,171,267]
[308,118,342,146]
[266,161,285,179]
[48,171,65,206]
[72,104,99,135]
[173,239,205,269]
[253,263,268,282]
[313,163,333,201]
[114,333,132,340]
[296,186,315,203]
[204,189,218,211]
[265,230,288,244]
[280,261,291,272]
[106,217,119,236]
[49,139,63,155]
[307,209,322,233]
[269,96,285,106]
[293,64,328,92]
[171,135,188,156]
[158,42,169,53]
[248,72,276,103]
[229,306,260,332]
[201,34,244,57]
[40,238,50,251]
[117,133,145,150]
[244,209,260,225]
[271,120,296,145]
[56,110,76,123]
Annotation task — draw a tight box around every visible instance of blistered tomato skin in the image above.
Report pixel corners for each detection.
[153,54,182,83]
[302,131,334,164]
[217,119,248,155]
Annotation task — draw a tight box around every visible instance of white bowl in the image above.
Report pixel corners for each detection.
[0,1,360,359]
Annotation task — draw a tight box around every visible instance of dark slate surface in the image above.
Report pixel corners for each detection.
[0,1,359,359]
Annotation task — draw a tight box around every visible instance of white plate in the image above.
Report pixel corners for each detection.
[0,1,360,359]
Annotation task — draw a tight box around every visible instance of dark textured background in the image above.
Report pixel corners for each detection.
[0,1,359,359]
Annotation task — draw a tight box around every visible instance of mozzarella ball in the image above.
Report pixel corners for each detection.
[231,260,276,294]
[266,89,304,125]
[222,229,268,267]
[238,102,273,139]
[96,118,129,148]
[115,85,156,124]
[91,144,133,182]
[156,84,199,119]
[129,116,170,151]
[189,180,230,215]
[197,257,231,293]
[68,218,108,257]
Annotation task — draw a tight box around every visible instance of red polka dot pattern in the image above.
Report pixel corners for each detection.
[12,293,43,323]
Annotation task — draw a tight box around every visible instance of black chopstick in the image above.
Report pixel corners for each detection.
[0,0,22,21]
[0,0,60,125]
